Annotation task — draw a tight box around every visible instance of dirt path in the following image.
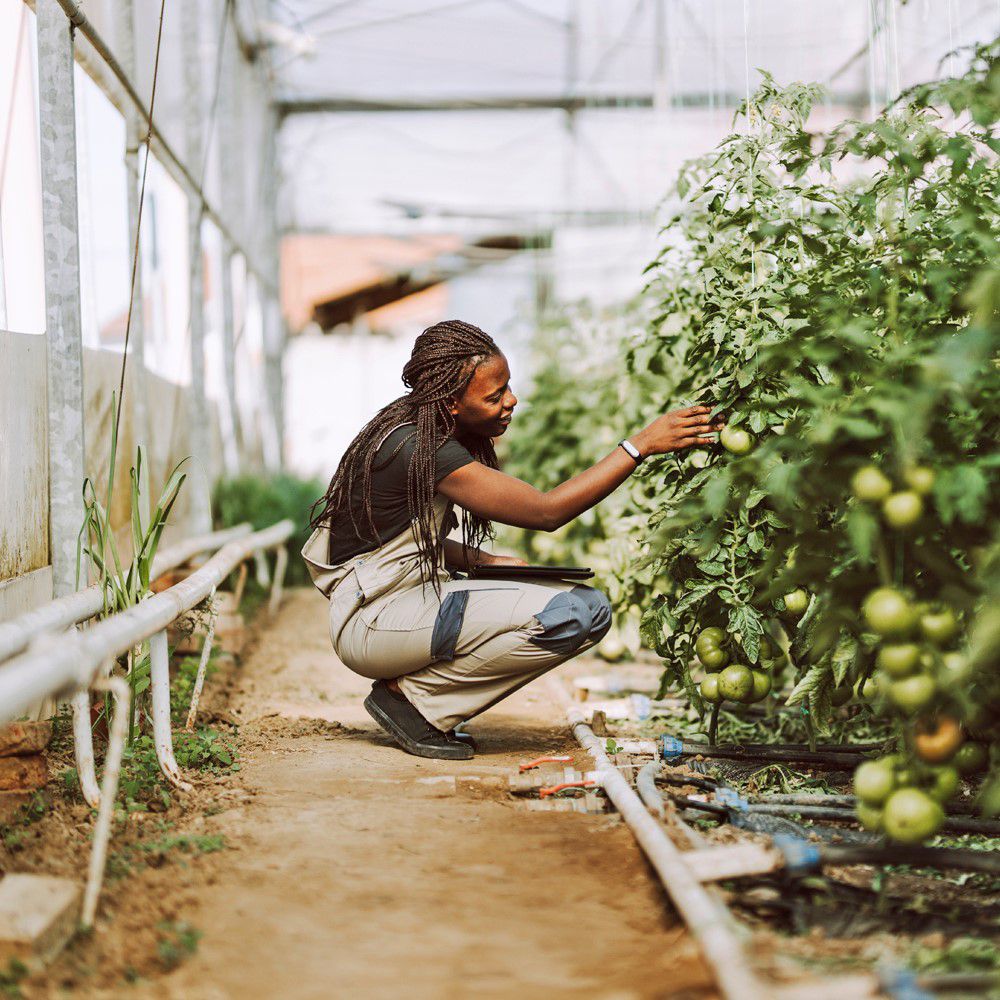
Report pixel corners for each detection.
[137,588,712,1000]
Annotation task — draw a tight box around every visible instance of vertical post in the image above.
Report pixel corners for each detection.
[183,0,212,533]
[216,6,242,474]
[36,0,85,601]
[113,0,150,473]
[259,101,286,471]
[653,0,669,113]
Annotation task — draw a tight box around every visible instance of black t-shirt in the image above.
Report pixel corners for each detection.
[325,422,475,565]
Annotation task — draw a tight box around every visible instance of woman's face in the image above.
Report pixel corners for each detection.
[450,353,517,438]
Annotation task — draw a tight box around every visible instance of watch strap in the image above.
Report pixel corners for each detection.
[618,439,642,464]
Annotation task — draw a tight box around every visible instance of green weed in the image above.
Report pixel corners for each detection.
[155,920,201,971]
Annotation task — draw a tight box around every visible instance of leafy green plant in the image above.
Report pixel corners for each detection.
[117,729,238,812]
[155,920,202,971]
[213,472,323,586]
[511,44,1000,842]
[76,393,187,744]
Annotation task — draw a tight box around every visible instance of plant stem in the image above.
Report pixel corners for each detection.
[709,702,722,746]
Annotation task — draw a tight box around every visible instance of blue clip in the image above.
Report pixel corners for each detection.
[659,735,684,762]
[772,834,821,874]
[878,967,934,1000]
[714,787,749,812]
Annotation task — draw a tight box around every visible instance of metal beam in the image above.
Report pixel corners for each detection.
[276,90,872,117]
[49,0,275,296]
[36,0,85,607]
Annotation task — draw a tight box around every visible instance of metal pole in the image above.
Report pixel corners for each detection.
[36,0,86,609]
[215,7,242,474]
[183,0,212,534]
[260,101,286,470]
[113,0,150,473]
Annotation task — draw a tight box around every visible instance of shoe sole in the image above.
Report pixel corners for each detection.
[363,693,474,760]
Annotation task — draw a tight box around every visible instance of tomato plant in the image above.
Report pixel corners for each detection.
[508,46,1000,840]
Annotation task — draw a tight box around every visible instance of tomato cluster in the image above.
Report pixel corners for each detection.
[696,627,774,706]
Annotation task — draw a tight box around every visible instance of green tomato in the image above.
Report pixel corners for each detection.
[953,742,988,775]
[720,426,754,456]
[940,651,972,684]
[977,778,1000,819]
[700,674,723,705]
[697,645,730,672]
[854,758,897,806]
[862,587,917,638]
[597,635,626,662]
[875,643,921,679]
[903,466,936,496]
[882,490,924,530]
[888,675,937,715]
[758,634,777,659]
[851,465,892,502]
[856,801,884,832]
[919,607,959,648]
[697,627,726,647]
[718,664,754,703]
[925,765,960,804]
[882,788,944,844]
[783,589,810,618]
[831,684,853,707]
[748,670,772,703]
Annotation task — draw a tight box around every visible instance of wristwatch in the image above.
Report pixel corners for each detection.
[618,438,643,464]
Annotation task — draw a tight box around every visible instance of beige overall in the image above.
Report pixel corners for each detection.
[302,491,612,734]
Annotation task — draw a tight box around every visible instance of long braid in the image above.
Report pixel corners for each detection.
[309,320,501,599]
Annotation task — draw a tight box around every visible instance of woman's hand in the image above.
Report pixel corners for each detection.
[633,406,724,457]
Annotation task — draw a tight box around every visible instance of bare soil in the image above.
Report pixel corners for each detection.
[7,589,714,999]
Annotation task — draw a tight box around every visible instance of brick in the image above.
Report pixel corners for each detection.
[0,722,52,758]
[0,874,80,969]
[0,792,32,826]
[0,756,47,792]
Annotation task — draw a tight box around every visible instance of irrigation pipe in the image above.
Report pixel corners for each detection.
[550,683,767,1000]
[185,588,219,731]
[80,674,129,929]
[0,521,293,725]
[0,523,252,663]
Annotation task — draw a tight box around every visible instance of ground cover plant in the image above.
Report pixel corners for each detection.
[514,44,1000,844]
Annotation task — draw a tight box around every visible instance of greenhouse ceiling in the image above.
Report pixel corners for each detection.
[270,1,999,235]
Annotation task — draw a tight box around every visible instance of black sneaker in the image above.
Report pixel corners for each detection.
[447,728,478,752]
[364,680,473,760]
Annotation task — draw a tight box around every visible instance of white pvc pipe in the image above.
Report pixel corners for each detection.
[149,629,191,791]
[554,684,767,1000]
[0,524,253,663]
[0,521,293,724]
[71,686,101,808]
[81,674,129,929]
[268,545,288,615]
[185,589,218,731]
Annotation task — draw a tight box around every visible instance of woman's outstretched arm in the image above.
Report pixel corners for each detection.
[437,406,721,532]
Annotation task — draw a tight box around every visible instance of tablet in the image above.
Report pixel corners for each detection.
[468,564,594,581]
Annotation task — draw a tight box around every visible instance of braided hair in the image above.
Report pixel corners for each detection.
[309,320,502,597]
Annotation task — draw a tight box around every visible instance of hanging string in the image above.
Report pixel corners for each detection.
[113,0,168,448]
